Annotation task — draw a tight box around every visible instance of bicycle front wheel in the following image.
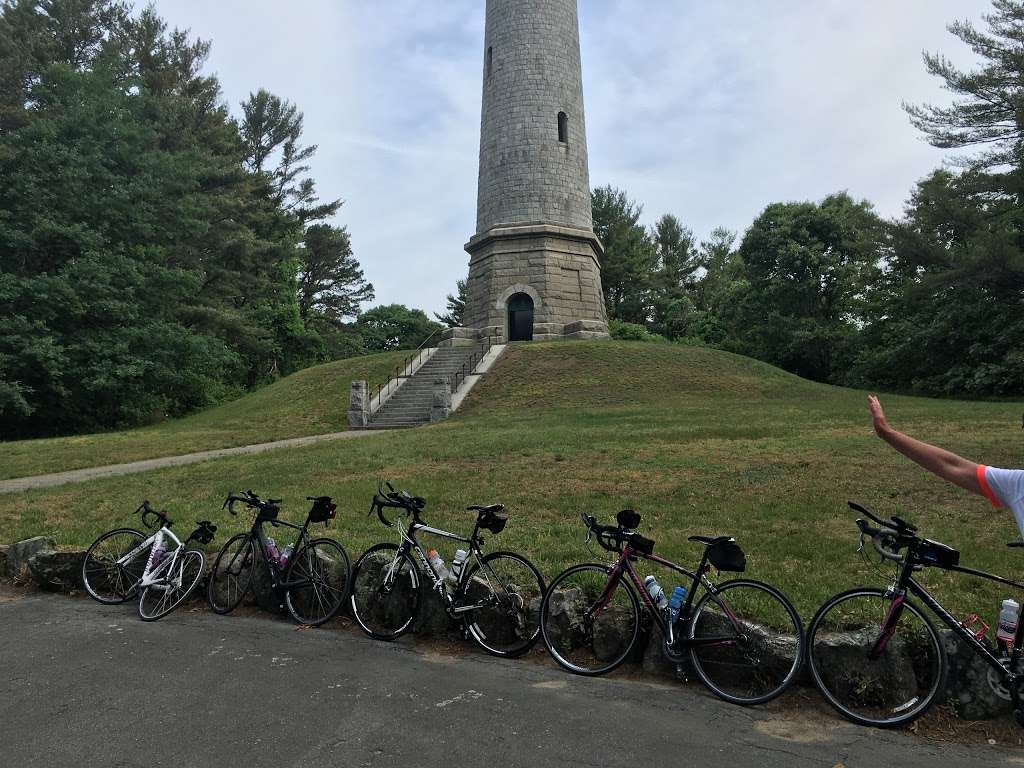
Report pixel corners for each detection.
[457,551,545,658]
[350,544,420,640]
[82,528,148,604]
[807,587,946,728]
[207,533,255,615]
[688,579,805,705]
[540,563,641,676]
[138,549,205,621]
[285,537,352,626]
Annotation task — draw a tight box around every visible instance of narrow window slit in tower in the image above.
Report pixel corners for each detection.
[557,111,568,143]
[486,46,493,78]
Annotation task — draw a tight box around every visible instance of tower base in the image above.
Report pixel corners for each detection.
[462,223,609,342]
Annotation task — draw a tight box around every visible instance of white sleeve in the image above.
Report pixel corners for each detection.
[984,467,1024,539]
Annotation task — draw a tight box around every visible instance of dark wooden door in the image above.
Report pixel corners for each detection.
[507,293,534,341]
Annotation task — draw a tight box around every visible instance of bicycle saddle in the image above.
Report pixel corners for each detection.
[688,534,733,546]
[467,504,504,514]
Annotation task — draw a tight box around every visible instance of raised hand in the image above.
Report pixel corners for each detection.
[867,395,890,438]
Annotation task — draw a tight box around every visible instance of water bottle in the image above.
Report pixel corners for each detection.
[997,599,1020,645]
[427,549,449,582]
[265,537,280,565]
[644,575,668,611]
[150,544,166,568]
[668,586,687,625]
[449,549,469,586]
[278,544,294,569]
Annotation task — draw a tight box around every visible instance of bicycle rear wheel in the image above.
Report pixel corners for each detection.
[82,528,148,604]
[284,537,352,626]
[688,579,804,705]
[807,587,945,727]
[350,544,420,640]
[540,563,641,676]
[207,533,255,615]
[457,551,545,658]
[138,549,205,621]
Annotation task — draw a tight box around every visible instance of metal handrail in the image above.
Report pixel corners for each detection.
[450,330,501,397]
[370,327,446,405]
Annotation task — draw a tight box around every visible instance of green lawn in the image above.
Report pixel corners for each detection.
[0,350,408,480]
[1,340,1021,619]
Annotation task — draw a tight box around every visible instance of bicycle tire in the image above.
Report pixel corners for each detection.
[284,537,352,626]
[457,551,545,658]
[207,533,256,615]
[807,587,946,728]
[350,543,421,640]
[81,528,148,604]
[539,563,641,676]
[138,549,206,621]
[687,579,805,705]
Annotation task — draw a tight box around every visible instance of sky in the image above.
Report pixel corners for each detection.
[154,0,992,316]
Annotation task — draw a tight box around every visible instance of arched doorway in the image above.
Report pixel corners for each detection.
[507,292,534,341]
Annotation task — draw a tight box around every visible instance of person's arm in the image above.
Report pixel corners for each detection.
[867,395,984,495]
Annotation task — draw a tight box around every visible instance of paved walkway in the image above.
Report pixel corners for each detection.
[1,590,1014,767]
[0,430,382,495]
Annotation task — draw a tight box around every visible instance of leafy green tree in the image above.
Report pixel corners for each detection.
[905,0,1024,191]
[730,193,884,382]
[435,278,467,327]
[591,185,656,324]
[850,171,1024,396]
[649,214,699,339]
[355,305,442,352]
[298,224,374,325]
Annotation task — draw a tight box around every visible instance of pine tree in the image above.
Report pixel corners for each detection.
[435,279,467,327]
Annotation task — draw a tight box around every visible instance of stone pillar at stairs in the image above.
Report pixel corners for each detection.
[348,380,369,428]
[431,378,452,423]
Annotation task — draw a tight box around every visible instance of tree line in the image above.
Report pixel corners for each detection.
[582,1,1024,399]
[0,0,445,439]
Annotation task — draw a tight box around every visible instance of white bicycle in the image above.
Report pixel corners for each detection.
[81,501,217,621]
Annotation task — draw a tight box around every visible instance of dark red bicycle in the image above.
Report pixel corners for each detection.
[539,510,804,705]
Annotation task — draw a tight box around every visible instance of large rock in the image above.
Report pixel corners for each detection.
[942,629,1013,720]
[7,536,55,580]
[28,550,85,592]
[0,544,9,578]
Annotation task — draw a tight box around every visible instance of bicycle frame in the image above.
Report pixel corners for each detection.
[245,517,315,592]
[879,555,1024,708]
[127,526,185,589]
[596,542,742,647]
[390,517,505,616]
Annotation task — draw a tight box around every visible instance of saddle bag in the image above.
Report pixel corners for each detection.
[479,511,507,534]
[708,539,746,572]
[308,497,337,523]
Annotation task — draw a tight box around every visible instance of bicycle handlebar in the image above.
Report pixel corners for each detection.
[136,500,172,529]
[222,490,281,517]
[580,512,633,554]
[850,501,919,563]
[369,481,425,528]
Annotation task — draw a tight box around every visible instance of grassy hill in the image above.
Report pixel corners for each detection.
[0,350,408,480]
[1,340,1021,616]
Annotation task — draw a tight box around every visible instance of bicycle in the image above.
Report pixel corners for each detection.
[539,510,804,705]
[81,501,217,621]
[206,491,352,626]
[349,481,545,657]
[807,501,1024,728]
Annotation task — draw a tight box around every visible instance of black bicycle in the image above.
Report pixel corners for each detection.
[807,501,1024,728]
[349,482,545,657]
[539,510,805,705]
[207,491,352,626]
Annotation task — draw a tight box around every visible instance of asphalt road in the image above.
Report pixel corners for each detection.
[1,591,1018,768]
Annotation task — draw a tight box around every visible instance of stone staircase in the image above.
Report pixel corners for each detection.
[368,346,481,429]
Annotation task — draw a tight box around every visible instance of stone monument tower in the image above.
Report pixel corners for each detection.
[461,0,609,342]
